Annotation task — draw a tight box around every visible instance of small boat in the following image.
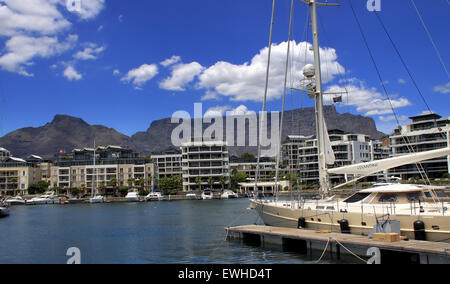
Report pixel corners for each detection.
[89,195,105,204]
[221,190,238,199]
[0,206,9,217]
[186,193,198,200]
[125,191,140,202]
[28,193,60,205]
[145,192,163,201]
[202,189,213,200]
[5,196,26,206]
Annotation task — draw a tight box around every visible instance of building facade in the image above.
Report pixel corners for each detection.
[389,113,450,179]
[50,146,155,193]
[282,130,388,185]
[181,138,230,191]
[0,157,41,197]
[151,152,183,180]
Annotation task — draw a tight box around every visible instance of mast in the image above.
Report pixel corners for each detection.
[301,0,338,197]
[93,140,97,197]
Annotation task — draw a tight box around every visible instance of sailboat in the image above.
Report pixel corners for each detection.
[89,142,105,204]
[250,0,450,243]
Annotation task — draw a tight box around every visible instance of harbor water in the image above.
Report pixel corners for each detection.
[0,198,355,264]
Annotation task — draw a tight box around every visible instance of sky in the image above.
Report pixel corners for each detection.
[0,0,449,137]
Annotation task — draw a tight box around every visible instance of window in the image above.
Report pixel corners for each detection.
[378,194,398,203]
[344,193,371,203]
[406,192,423,202]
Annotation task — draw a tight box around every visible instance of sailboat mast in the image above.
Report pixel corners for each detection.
[306,0,332,196]
[93,140,96,197]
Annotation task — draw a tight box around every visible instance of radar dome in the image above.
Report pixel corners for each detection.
[303,64,315,78]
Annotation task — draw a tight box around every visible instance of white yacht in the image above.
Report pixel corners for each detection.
[28,193,60,205]
[221,190,238,199]
[186,193,198,200]
[250,0,450,243]
[145,192,163,201]
[125,191,140,202]
[202,189,213,200]
[5,196,26,206]
[89,195,105,204]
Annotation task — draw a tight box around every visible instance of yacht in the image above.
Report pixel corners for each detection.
[250,0,450,243]
[186,193,198,200]
[28,193,60,205]
[5,196,26,206]
[145,192,164,201]
[125,191,140,202]
[221,190,238,199]
[89,195,105,204]
[202,189,213,200]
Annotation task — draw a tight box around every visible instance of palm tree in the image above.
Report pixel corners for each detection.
[207,177,214,190]
[108,179,118,196]
[127,177,136,188]
[219,176,226,192]
[195,176,202,191]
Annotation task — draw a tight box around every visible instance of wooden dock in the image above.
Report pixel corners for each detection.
[226,225,450,264]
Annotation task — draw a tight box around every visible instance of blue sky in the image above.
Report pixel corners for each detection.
[0,0,449,137]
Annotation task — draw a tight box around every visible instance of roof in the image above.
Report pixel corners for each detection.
[8,157,26,163]
[359,183,426,194]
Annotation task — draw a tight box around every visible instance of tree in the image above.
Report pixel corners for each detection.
[159,176,182,195]
[27,181,50,195]
[239,153,256,162]
[127,178,136,188]
[207,177,214,190]
[195,176,203,191]
[118,186,129,197]
[219,176,226,191]
[231,170,248,190]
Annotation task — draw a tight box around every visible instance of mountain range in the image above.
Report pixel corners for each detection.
[0,106,386,159]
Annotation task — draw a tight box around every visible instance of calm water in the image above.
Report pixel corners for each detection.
[0,199,350,264]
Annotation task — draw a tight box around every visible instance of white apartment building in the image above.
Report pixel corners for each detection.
[181,138,230,191]
[389,113,450,179]
[282,129,388,184]
[151,152,183,180]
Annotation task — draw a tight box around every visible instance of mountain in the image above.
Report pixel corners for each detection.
[0,115,137,159]
[0,106,386,159]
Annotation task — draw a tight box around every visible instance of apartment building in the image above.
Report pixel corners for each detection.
[181,138,230,191]
[0,157,41,196]
[389,113,450,179]
[151,151,183,180]
[50,145,154,192]
[0,147,11,161]
[282,129,386,184]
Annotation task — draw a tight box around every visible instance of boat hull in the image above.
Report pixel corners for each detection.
[0,207,10,217]
[251,200,450,243]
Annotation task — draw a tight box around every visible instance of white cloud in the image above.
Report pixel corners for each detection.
[121,64,159,88]
[379,115,408,122]
[433,82,450,94]
[204,105,253,118]
[398,78,406,84]
[113,69,120,76]
[73,43,106,60]
[201,91,220,101]
[324,79,412,117]
[76,0,105,20]
[63,65,82,81]
[160,62,204,91]
[197,41,345,102]
[0,34,78,76]
[160,55,181,67]
[0,0,105,77]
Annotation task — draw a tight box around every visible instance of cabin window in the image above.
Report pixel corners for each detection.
[406,192,423,202]
[326,206,335,211]
[378,194,398,203]
[424,192,432,198]
[315,206,324,210]
[435,191,447,198]
[343,193,371,203]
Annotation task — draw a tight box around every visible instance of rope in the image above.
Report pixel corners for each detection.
[315,237,331,263]
[224,209,254,241]
[334,238,368,264]
[410,0,449,78]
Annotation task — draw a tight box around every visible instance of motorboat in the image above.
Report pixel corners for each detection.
[202,189,213,200]
[221,190,238,199]
[5,196,26,206]
[89,195,105,204]
[125,191,140,202]
[28,193,61,205]
[145,192,163,201]
[0,206,9,217]
[186,193,198,200]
